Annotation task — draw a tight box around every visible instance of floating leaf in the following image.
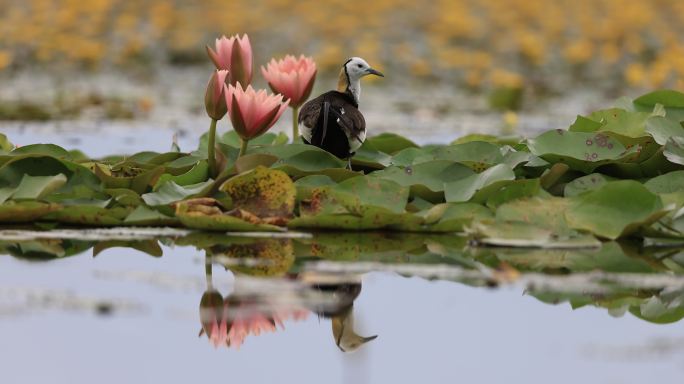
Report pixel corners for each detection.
[177,209,283,232]
[0,201,61,222]
[414,141,504,171]
[467,221,600,248]
[334,176,409,214]
[123,206,178,226]
[94,163,165,194]
[496,196,571,234]
[365,133,418,154]
[154,160,209,189]
[294,175,337,200]
[46,206,130,226]
[422,202,493,232]
[444,164,515,203]
[352,140,393,169]
[486,178,543,208]
[645,117,684,145]
[664,136,684,165]
[11,174,68,200]
[566,180,667,239]
[527,130,637,173]
[564,173,614,197]
[234,153,278,174]
[634,90,684,124]
[142,180,213,206]
[644,170,684,194]
[220,166,295,218]
[369,160,474,202]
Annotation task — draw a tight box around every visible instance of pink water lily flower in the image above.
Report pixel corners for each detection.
[206,34,253,86]
[224,83,289,155]
[204,69,230,120]
[261,55,317,108]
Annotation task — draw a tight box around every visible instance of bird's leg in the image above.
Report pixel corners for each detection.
[346,152,355,170]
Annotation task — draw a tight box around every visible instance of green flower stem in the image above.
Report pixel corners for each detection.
[239,138,249,158]
[292,106,299,142]
[207,119,218,177]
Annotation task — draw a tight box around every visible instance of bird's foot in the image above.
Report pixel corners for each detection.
[346,157,353,171]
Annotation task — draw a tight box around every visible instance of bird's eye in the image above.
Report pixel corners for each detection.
[357,64,363,68]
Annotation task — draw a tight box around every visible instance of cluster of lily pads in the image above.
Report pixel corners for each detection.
[2,89,684,247]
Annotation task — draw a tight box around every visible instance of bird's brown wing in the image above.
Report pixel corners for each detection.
[298,94,324,129]
[330,98,365,144]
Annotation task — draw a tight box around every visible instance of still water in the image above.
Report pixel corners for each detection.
[1,232,683,384]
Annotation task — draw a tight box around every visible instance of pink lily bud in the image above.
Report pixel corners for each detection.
[206,34,253,87]
[204,69,230,120]
[224,83,289,140]
[261,55,317,108]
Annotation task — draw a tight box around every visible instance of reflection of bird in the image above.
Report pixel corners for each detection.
[332,304,378,353]
[299,57,384,168]
[306,281,377,352]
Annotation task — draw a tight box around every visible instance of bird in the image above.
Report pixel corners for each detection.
[298,57,384,169]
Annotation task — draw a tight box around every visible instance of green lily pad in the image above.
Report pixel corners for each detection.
[94,163,165,194]
[368,160,475,202]
[46,206,131,226]
[419,202,493,232]
[644,170,684,194]
[496,196,571,234]
[664,136,684,166]
[645,116,684,145]
[177,209,284,232]
[142,180,213,206]
[219,166,295,218]
[528,130,638,173]
[365,133,419,154]
[634,89,684,123]
[485,178,543,208]
[444,164,515,203]
[414,141,504,171]
[467,221,600,248]
[564,173,614,197]
[123,206,179,226]
[154,160,209,189]
[0,201,61,222]
[334,176,409,214]
[566,180,667,239]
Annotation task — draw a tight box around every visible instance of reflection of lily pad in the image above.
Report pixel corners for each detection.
[212,238,294,277]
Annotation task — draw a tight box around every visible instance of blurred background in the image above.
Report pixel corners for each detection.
[1,0,684,152]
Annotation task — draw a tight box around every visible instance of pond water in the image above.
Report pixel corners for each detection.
[1,231,683,384]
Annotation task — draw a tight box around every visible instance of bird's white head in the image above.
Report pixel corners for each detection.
[337,57,384,103]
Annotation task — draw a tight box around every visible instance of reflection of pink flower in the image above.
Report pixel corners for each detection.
[201,296,309,349]
[261,55,317,108]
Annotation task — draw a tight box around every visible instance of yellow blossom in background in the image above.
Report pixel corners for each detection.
[0,0,684,91]
[0,51,12,70]
[490,69,523,89]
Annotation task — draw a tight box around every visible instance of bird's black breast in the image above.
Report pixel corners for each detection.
[299,91,365,159]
